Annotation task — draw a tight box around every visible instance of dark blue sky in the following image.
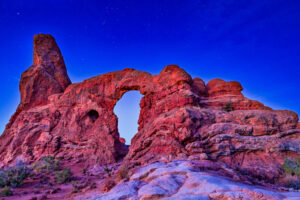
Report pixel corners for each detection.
[0,0,299,139]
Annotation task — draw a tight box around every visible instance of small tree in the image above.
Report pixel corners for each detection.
[222,103,234,112]
[0,161,32,188]
[1,186,13,197]
[281,157,300,176]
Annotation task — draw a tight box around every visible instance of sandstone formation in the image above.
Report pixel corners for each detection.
[91,160,300,200]
[0,34,299,189]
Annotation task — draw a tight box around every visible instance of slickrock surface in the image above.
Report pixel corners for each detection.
[0,34,300,198]
[90,160,300,200]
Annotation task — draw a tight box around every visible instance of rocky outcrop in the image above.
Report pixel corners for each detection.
[20,34,71,111]
[91,160,300,200]
[5,34,72,130]
[199,78,271,110]
[0,34,299,188]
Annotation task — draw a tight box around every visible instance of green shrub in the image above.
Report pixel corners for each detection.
[281,158,296,175]
[35,156,60,172]
[295,157,300,166]
[222,103,234,112]
[55,168,72,184]
[1,186,13,197]
[0,172,6,187]
[0,162,32,188]
[71,181,88,193]
[280,157,300,189]
[281,157,300,177]
[104,168,112,177]
[294,167,300,177]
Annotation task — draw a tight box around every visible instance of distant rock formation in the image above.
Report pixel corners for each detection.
[0,34,299,186]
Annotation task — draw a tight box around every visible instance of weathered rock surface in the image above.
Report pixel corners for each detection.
[90,160,300,200]
[200,78,271,110]
[0,34,299,190]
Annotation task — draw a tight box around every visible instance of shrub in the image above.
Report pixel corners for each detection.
[0,172,5,187]
[35,155,60,172]
[116,163,130,182]
[71,181,79,193]
[281,157,300,189]
[294,167,300,177]
[295,157,300,166]
[281,157,300,176]
[104,168,112,177]
[281,158,296,175]
[55,168,72,184]
[222,103,234,112]
[1,186,13,197]
[101,178,116,192]
[0,162,32,188]
[287,180,300,190]
[71,181,88,193]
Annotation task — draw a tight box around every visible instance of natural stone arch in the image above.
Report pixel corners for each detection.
[113,90,143,145]
[2,34,299,185]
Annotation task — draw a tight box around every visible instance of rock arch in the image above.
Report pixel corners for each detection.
[113,90,143,145]
[0,34,299,183]
[0,33,199,167]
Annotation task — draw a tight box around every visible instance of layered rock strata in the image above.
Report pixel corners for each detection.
[0,34,299,185]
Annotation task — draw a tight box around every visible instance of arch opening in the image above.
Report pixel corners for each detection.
[113,91,143,145]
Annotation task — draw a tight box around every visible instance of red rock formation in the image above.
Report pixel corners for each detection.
[5,34,72,130]
[199,78,271,110]
[0,34,299,186]
[21,34,71,110]
[119,137,126,144]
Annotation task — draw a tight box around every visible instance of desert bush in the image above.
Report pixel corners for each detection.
[295,157,300,166]
[281,157,300,176]
[35,155,60,172]
[1,186,13,197]
[101,178,116,192]
[71,181,80,193]
[222,103,234,112]
[281,158,296,175]
[116,163,130,182]
[0,161,32,188]
[104,167,112,177]
[287,180,300,190]
[294,167,300,177]
[281,157,300,189]
[278,174,300,190]
[71,180,88,193]
[55,168,72,184]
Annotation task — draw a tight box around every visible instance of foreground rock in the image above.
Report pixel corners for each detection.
[0,34,299,193]
[89,160,300,200]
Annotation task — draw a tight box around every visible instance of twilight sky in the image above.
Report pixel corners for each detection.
[0,0,299,144]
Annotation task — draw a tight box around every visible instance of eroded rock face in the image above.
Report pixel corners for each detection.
[0,34,299,186]
[21,34,71,110]
[200,78,271,110]
[92,160,299,200]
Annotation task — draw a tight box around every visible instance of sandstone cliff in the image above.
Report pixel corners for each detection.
[0,34,299,192]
